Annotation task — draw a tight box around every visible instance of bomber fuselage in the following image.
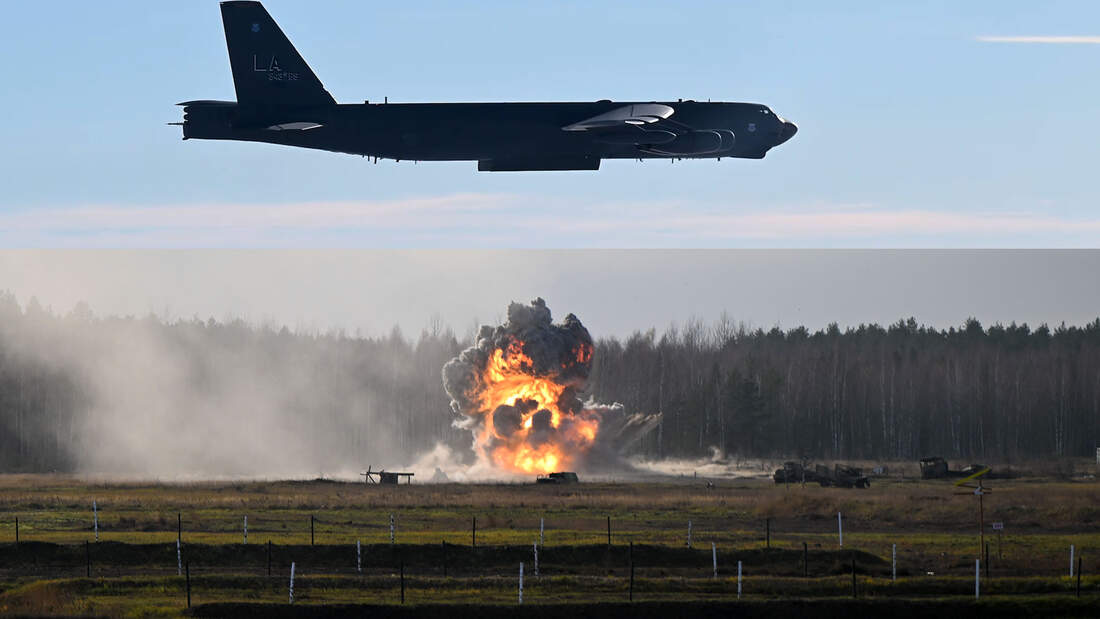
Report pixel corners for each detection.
[182,100,796,165]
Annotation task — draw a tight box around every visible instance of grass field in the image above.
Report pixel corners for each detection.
[0,468,1097,617]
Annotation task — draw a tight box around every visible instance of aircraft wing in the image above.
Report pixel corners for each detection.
[562,104,675,132]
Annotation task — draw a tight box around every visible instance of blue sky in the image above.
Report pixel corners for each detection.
[1,1,1099,247]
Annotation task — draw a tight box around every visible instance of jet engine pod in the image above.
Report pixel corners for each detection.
[640,130,725,156]
[716,129,736,152]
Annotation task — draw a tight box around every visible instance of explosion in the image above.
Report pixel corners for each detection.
[443,298,652,475]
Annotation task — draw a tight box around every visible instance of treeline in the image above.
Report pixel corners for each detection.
[1,293,1098,473]
[589,316,1100,462]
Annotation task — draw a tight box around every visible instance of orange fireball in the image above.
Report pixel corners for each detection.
[475,341,599,474]
[441,299,604,476]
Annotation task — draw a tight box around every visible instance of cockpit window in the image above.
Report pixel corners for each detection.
[761,109,770,115]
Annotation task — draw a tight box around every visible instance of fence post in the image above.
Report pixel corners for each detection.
[442,540,448,578]
[687,520,692,548]
[838,512,843,547]
[267,540,272,577]
[472,516,476,548]
[712,542,717,578]
[400,560,405,604]
[1077,556,1082,597]
[975,559,980,599]
[14,517,18,547]
[390,514,395,545]
[310,515,315,546]
[892,543,896,582]
[176,538,182,576]
[851,555,857,598]
[93,500,99,542]
[177,513,181,545]
[243,516,248,545]
[185,561,191,608]
[1070,545,1075,577]
[629,541,634,602]
[357,539,362,574]
[607,516,611,547]
[85,540,90,577]
[540,518,544,547]
[737,560,742,599]
[803,542,808,577]
[518,562,524,604]
[534,542,539,578]
[289,561,296,604]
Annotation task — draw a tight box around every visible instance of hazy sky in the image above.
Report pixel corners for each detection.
[2,251,1097,338]
[1,1,1099,246]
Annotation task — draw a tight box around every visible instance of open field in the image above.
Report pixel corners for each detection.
[0,467,1097,617]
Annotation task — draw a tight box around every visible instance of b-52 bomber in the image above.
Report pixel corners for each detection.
[178,1,798,171]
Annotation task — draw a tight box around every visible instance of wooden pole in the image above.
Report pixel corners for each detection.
[1076,556,1082,597]
[629,545,638,602]
[975,559,980,599]
[85,540,91,577]
[978,491,984,561]
[185,561,191,608]
[851,555,857,598]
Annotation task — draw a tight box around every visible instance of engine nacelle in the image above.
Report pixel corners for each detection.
[640,130,734,156]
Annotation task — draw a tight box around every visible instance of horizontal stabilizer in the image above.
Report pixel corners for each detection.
[266,122,324,131]
[176,100,238,107]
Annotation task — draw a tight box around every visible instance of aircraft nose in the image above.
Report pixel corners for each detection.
[777,121,797,144]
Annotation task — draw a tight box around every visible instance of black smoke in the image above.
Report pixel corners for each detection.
[442,298,660,473]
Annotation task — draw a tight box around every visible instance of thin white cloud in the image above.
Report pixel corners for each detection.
[976,35,1100,44]
[3,196,1099,247]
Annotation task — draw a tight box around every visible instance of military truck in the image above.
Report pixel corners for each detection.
[773,462,867,488]
[920,457,995,479]
[536,472,580,484]
[773,461,820,484]
[813,464,871,488]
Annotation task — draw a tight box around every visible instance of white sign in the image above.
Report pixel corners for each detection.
[992,522,1004,531]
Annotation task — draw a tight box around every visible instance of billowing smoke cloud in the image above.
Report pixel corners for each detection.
[443,298,659,475]
[0,293,456,479]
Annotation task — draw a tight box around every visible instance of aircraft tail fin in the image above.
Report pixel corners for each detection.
[220,1,336,107]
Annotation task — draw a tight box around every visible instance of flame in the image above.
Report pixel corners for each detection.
[475,340,599,474]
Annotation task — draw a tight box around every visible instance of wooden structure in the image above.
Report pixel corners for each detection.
[361,466,414,485]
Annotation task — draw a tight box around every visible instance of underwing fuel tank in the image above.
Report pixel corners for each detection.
[641,130,734,156]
